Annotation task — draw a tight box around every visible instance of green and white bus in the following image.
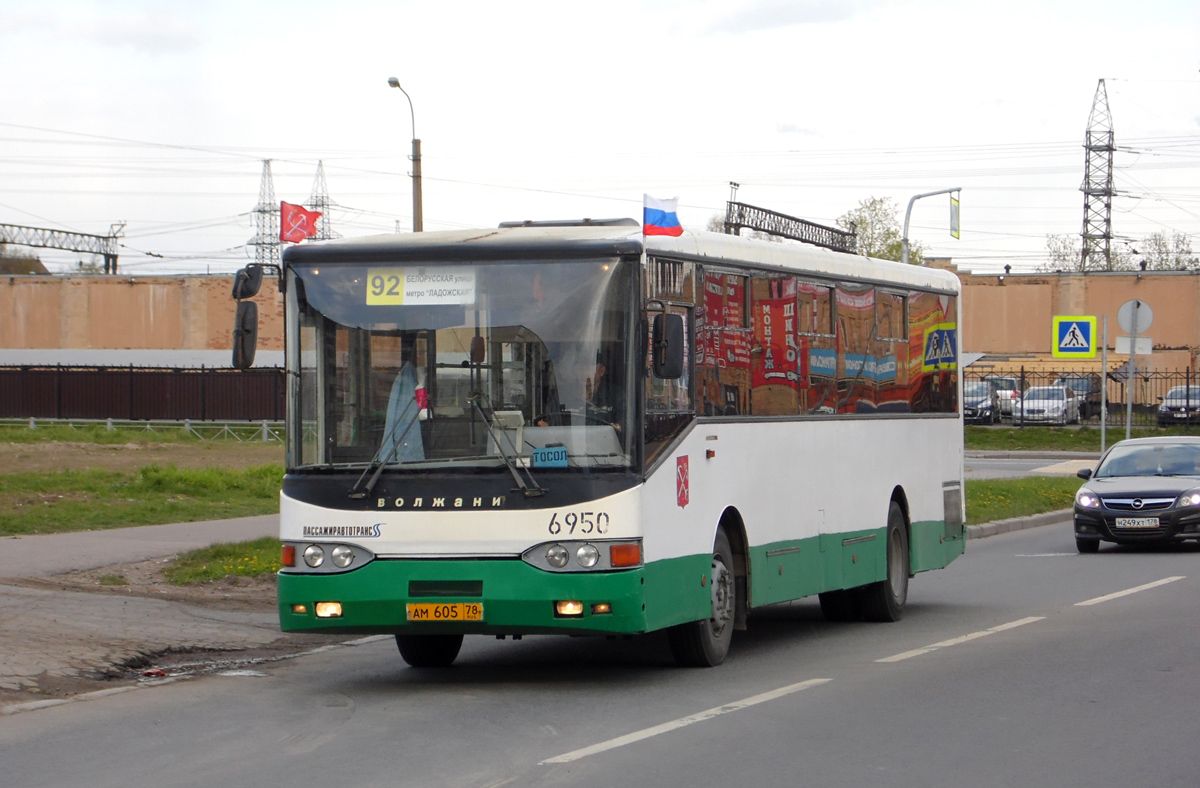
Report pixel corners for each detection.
[231,218,964,667]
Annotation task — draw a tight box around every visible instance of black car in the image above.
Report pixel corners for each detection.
[962,380,1000,425]
[1156,385,1200,427]
[1073,437,1200,553]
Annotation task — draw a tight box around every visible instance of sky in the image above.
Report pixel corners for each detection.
[1,0,1198,275]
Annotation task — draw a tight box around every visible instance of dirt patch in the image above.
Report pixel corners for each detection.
[2,557,351,708]
[0,440,284,475]
[13,555,280,613]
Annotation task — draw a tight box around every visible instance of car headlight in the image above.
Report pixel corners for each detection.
[1177,490,1200,508]
[1076,490,1101,509]
[1158,404,1169,412]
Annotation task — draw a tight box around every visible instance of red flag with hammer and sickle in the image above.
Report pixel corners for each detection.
[280,202,323,243]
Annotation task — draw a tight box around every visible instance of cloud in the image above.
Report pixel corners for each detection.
[1,8,204,55]
[703,0,890,34]
[77,11,204,55]
[777,123,818,135]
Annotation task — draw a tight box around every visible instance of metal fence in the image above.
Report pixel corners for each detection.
[964,367,1200,428]
[0,366,284,422]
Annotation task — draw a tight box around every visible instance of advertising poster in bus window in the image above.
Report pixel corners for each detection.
[721,330,751,370]
[723,275,744,327]
[703,273,724,323]
[752,297,800,391]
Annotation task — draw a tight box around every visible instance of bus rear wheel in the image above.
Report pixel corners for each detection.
[859,502,909,623]
[668,529,736,667]
[396,634,464,667]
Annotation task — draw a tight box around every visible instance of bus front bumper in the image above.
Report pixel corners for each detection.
[278,557,647,636]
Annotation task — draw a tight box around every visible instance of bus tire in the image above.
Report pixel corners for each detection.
[818,589,859,622]
[859,502,909,623]
[668,529,736,667]
[395,634,464,667]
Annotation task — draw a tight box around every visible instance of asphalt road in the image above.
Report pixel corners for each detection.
[3,521,1197,788]
[964,452,1095,480]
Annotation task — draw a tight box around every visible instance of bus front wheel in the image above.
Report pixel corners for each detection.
[668,529,736,667]
[859,502,909,622]
[396,634,464,667]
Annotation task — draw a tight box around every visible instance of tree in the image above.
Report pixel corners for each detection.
[1040,234,1133,272]
[1040,234,1081,272]
[1137,231,1197,270]
[835,197,922,264]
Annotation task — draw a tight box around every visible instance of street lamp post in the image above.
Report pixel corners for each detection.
[387,76,423,232]
[901,187,961,265]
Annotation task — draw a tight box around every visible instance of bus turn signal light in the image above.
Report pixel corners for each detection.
[281,544,296,567]
[609,543,641,567]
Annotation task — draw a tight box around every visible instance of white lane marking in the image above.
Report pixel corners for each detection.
[1033,459,1094,475]
[1016,553,1077,557]
[1075,576,1186,607]
[539,678,831,765]
[876,616,1045,663]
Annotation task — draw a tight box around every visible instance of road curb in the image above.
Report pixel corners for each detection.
[966,509,1071,540]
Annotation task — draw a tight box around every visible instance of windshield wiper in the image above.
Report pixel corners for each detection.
[470,392,547,497]
[348,397,421,499]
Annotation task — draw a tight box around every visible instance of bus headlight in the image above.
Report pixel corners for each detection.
[576,544,600,568]
[546,544,570,568]
[524,539,643,572]
[281,543,374,574]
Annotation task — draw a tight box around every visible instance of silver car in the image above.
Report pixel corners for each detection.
[1015,385,1080,425]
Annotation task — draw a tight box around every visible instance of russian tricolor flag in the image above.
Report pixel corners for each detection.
[643,194,683,237]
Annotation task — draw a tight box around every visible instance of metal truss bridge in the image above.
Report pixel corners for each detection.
[0,222,124,273]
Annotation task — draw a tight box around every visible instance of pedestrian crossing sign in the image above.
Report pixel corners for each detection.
[1052,315,1097,358]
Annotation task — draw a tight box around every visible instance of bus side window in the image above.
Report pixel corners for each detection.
[907,292,958,414]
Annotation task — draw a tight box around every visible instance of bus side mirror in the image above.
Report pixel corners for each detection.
[232,300,259,369]
[652,313,684,379]
[232,265,264,300]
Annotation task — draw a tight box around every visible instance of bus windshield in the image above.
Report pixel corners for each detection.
[288,258,636,471]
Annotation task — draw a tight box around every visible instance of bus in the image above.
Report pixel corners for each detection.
[230,218,964,668]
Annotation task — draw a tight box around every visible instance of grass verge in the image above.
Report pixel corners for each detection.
[0,423,275,445]
[0,463,282,536]
[965,476,1081,524]
[965,425,1200,452]
[163,536,282,585]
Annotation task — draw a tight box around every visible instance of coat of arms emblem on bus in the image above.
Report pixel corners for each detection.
[677,455,690,509]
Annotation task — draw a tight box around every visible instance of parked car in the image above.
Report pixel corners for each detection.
[1054,374,1102,420]
[1157,385,1200,427]
[1015,385,1079,425]
[1073,437,1200,552]
[962,380,1000,425]
[984,376,1020,419]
